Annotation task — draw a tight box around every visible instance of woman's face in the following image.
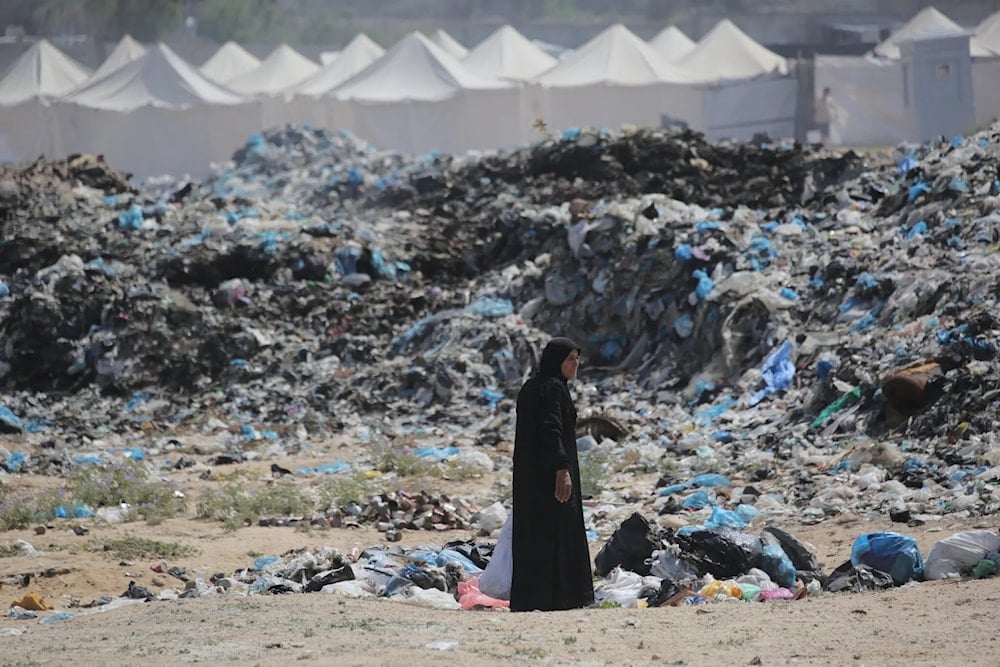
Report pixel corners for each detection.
[561,349,580,380]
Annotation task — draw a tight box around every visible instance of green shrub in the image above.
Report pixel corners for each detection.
[196,481,313,531]
[69,460,186,525]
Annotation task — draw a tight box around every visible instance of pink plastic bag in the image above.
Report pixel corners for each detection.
[458,577,510,610]
[759,587,795,601]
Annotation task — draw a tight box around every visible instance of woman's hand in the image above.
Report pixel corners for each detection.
[554,468,572,503]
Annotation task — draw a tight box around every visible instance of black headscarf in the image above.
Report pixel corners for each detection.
[537,337,581,382]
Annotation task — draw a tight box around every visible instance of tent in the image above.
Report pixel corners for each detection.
[871,7,995,59]
[430,29,469,59]
[677,19,788,82]
[648,25,696,63]
[531,24,699,134]
[226,44,319,95]
[290,33,385,130]
[89,34,146,82]
[978,9,1000,37]
[56,43,261,178]
[536,24,692,87]
[0,39,92,165]
[977,9,1000,52]
[294,33,384,96]
[0,39,91,104]
[463,25,556,82]
[333,31,524,153]
[199,41,261,84]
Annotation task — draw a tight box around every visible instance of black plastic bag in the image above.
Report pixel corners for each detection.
[824,560,894,593]
[673,527,763,579]
[594,512,662,577]
[305,564,355,592]
[443,538,494,569]
[761,527,826,584]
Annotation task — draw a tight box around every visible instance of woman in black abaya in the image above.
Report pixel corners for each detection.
[510,337,594,612]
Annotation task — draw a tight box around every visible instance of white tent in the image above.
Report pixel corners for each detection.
[199,41,261,84]
[531,24,699,134]
[0,39,91,104]
[226,44,319,95]
[678,19,788,82]
[430,29,469,59]
[0,40,92,165]
[89,34,146,82]
[290,33,384,130]
[294,34,384,96]
[978,9,1000,35]
[977,10,1000,52]
[56,43,261,178]
[64,42,244,110]
[871,6,995,59]
[648,25,696,63]
[334,31,524,153]
[464,25,556,82]
[536,24,693,87]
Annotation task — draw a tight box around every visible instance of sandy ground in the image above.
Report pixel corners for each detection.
[2,451,1000,666]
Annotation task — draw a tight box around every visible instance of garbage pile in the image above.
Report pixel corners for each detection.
[8,522,1000,621]
[1,122,1000,529]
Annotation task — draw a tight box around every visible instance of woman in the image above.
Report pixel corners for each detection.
[510,337,594,611]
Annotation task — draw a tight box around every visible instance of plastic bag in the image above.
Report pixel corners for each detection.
[457,577,510,610]
[850,532,924,585]
[478,512,513,600]
[476,501,508,534]
[398,586,461,610]
[759,543,798,588]
[925,530,1000,580]
[824,561,894,593]
[594,512,661,577]
[674,527,763,579]
[762,526,820,572]
[649,549,699,582]
[594,567,644,607]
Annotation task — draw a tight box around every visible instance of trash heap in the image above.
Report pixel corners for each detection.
[1,122,1000,529]
[9,522,1000,620]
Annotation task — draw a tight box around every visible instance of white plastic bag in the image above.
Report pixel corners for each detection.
[594,567,644,608]
[477,501,508,534]
[478,511,513,600]
[398,586,461,610]
[925,530,1000,580]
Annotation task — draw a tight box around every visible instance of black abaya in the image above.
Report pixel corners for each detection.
[510,339,594,612]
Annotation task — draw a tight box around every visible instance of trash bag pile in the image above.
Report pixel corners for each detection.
[1,122,1000,530]
[588,515,1000,607]
[9,520,998,620]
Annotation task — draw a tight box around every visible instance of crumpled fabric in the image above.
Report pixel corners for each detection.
[11,591,53,610]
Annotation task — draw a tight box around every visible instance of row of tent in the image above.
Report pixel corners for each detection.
[0,20,798,177]
[0,8,998,177]
[0,19,789,105]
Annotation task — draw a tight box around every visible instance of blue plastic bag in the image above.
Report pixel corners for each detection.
[759,543,797,588]
[749,340,795,406]
[703,506,747,530]
[851,532,924,585]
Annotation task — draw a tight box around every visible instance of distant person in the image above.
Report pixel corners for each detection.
[510,337,594,612]
[813,87,845,145]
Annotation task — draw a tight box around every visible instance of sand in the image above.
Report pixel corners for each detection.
[2,452,999,666]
